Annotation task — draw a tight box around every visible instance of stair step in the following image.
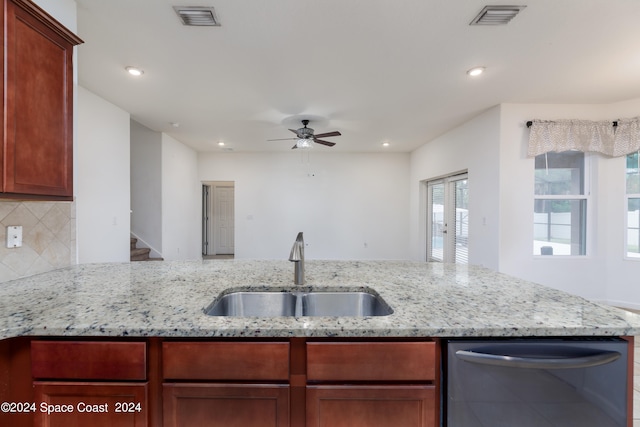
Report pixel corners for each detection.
[131,247,151,261]
[130,237,162,262]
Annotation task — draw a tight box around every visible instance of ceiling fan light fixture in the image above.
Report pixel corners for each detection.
[267,119,340,149]
[296,138,313,149]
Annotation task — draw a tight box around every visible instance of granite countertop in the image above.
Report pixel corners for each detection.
[1,260,640,339]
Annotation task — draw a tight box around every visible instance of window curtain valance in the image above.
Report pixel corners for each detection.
[527,117,640,157]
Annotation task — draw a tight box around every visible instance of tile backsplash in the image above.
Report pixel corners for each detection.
[0,201,76,283]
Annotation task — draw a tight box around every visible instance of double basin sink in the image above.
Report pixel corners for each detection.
[205,288,393,317]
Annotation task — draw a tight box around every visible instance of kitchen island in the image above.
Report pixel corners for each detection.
[1,260,639,427]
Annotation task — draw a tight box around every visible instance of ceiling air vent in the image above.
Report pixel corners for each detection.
[470,5,526,25]
[173,6,220,26]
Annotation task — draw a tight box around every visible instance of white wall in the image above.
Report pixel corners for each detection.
[161,134,200,260]
[72,81,640,304]
[42,0,637,304]
[76,87,131,263]
[410,106,502,270]
[498,103,610,300]
[599,98,640,307]
[409,100,640,305]
[498,102,640,302]
[131,120,162,257]
[198,152,411,260]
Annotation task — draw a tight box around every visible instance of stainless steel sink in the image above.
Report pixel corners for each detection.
[204,292,297,317]
[204,290,393,317]
[301,292,393,317]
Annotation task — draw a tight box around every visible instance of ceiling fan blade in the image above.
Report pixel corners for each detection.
[288,129,299,135]
[314,131,341,138]
[291,144,298,150]
[267,137,296,141]
[314,139,336,147]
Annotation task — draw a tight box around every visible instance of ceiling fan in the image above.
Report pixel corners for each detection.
[268,120,341,149]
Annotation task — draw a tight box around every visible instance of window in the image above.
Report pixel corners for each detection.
[627,151,640,259]
[427,173,468,263]
[534,151,588,256]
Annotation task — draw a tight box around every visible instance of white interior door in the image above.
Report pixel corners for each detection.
[427,173,468,263]
[213,185,235,255]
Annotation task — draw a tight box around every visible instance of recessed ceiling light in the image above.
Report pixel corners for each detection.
[382,142,390,147]
[125,66,144,77]
[217,141,225,147]
[467,66,485,77]
[170,122,180,128]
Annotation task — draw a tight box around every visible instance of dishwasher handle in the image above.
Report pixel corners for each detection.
[455,348,621,369]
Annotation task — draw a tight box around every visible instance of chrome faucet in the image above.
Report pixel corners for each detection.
[288,232,305,285]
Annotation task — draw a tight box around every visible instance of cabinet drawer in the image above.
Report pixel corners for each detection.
[307,342,436,381]
[31,341,146,380]
[163,342,290,381]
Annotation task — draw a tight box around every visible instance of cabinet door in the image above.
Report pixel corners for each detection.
[33,382,147,427]
[163,384,289,427]
[306,385,436,427]
[3,0,82,198]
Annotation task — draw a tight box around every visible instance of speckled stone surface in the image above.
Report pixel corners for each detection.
[1,260,640,339]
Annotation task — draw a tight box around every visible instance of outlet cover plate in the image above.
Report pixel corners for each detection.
[6,225,22,248]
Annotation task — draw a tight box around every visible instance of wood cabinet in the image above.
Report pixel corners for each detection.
[162,341,291,427]
[306,342,436,381]
[2,337,441,427]
[31,341,147,380]
[162,341,290,381]
[306,341,439,427]
[306,385,436,427]
[30,340,148,427]
[1,0,82,200]
[163,384,289,427]
[33,382,147,427]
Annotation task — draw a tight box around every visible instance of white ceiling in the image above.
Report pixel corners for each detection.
[75,0,640,153]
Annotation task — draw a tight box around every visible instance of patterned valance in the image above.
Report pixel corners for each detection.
[527,117,640,157]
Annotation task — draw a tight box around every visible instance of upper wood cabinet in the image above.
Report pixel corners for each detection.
[1,0,83,200]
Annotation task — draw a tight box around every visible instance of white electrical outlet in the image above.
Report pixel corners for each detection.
[6,225,22,248]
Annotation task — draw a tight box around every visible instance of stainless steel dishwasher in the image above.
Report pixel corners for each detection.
[445,338,629,427]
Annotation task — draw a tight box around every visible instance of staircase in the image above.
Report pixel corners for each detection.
[130,237,162,262]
